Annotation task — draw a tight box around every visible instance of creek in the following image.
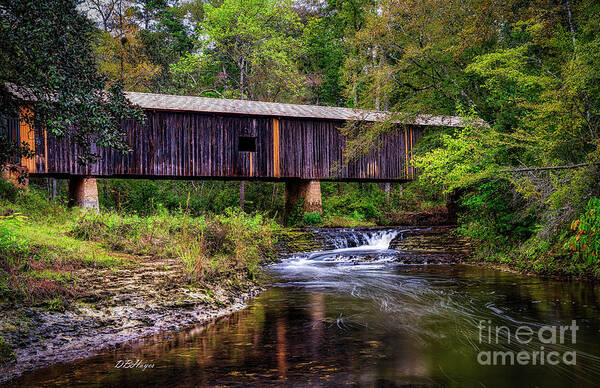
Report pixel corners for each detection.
[5,228,600,387]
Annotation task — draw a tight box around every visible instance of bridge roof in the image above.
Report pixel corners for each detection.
[125,92,476,128]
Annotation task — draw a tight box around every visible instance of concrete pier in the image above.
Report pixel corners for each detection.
[284,179,322,217]
[68,177,99,211]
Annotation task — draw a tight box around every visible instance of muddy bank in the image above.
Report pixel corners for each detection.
[0,256,262,384]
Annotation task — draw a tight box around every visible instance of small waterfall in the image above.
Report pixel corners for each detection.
[313,229,401,250]
[274,226,454,275]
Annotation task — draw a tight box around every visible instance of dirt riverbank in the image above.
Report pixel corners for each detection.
[0,255,262,384]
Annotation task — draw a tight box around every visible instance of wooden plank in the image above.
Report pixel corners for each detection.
[404,126,409,179]
[19,106,36,173]
[273,118,280,178]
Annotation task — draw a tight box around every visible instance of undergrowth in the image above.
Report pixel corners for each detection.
[71,207,279,283]
[0,181,278,305]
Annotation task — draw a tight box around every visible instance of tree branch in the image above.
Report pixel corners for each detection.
[500,163,600,173]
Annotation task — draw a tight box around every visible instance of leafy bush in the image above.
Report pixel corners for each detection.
[0,179,18,202]
[458,180,537,253]
[303,212,321,225]
[0,337,15,364]
[568,198,600,264]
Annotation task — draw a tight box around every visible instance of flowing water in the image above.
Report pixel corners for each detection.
[5,228,600,387]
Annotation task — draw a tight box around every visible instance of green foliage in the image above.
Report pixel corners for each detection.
[0,178,18,202]
[335,0,600,276]
[0,182,69,223]
[0,337,15,364]
[0,0,144,165]
[568,198,600,264]
[301,14,346,105]
[413,107,502,194]
[171,0,307,101]
[0,188,129,302]
[43,296,67,312]
[0,212,29,267]
[216,208,279,279]
[174,226,209,283]
[26,270,74,284]
[321,182,384,222]
[71,206,279,283]
[302,212,321,226]
[457,180,537,252]
[97,179,285,217]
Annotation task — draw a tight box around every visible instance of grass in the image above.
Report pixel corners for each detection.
[2,218,128,267]
[26,270,75,284]
[321,214,376,228]
[71,207,280,283]
[1,183,280,305]
[0,337,15,364]
[0,188,136,304]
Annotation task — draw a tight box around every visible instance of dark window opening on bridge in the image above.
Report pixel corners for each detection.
[238,136,257,152]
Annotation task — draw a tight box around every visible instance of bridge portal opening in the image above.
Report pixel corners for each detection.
[238,136,257,152]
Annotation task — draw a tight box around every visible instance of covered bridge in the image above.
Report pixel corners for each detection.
[2,92,470,211]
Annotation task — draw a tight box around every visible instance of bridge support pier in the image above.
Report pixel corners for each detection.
[68,176,99,211]
[284,179,322,218]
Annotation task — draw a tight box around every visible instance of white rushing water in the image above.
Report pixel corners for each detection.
[279,229,406,266]
[323,229,401,250]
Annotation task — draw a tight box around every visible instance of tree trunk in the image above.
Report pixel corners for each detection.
[240,181,245,210]
[385,182,391,204]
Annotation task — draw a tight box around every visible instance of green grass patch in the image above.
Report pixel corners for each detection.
[0,187,132,303]
[321,214,375,228]
[70,207,280,283]
[26,270,74,284]
[0,337,15,364]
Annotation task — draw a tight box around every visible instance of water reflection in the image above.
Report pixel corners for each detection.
[5,229,600,387]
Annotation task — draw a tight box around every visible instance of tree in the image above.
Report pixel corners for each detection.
[137,2,196,92]
[300,11,345,106]
[85,0,196,92]
[93,5,161,91]
[0,0,143,166]
[85,0,121,31]
[171,0,307,102]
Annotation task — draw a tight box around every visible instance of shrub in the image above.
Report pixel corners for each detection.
[0,179,18,202]
[303,212,321,225]
[458,180,536,252]
[568,198,600,264]
[0,337,15,364]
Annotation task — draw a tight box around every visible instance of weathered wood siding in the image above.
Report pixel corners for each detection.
[0,116,21,165]
[278,118,421,180]
[22,110,422,181]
